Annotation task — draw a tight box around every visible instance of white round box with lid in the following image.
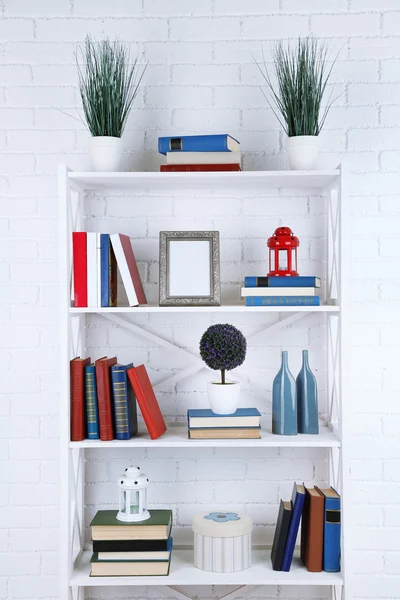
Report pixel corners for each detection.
[192,511,252,573]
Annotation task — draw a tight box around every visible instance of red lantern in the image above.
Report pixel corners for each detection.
[267,227,299,277]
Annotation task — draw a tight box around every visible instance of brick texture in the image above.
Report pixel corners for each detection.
[1,1,399,600]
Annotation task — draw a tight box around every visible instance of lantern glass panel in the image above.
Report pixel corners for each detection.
[270,249,275,272]
[130,490,140,514]
[278,249,288,270]
[292,248,297,271]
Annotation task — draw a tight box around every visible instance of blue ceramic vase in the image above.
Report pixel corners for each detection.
[272,351,297,435]
[296,350,319,434]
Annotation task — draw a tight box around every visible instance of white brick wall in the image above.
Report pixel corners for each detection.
[1,1,399,599]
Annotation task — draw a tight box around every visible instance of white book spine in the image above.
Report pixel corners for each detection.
[87,233,98,308]
[166,151,241,165]
[96,233,101,308]
[110,234,139,307]
[241,286,315,297]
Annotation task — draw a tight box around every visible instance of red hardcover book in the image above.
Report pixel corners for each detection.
[110,234,147,307]
[127,365,167,440]
[72,232,88,307]
[70,356,91,441]
[95,356,117,441]
[160,164,241,172]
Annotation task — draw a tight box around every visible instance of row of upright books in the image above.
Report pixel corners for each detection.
[241,276,321,306]
[70,357,166,442]
[187,408,261,439]
[72,232,146,308]
[158,134,241,171]
[90,509,173,577]
[271,482,341,573]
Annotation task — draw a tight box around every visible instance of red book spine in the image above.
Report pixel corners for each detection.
[72,232,87,307]
[160,164,241,172]
[70,357,90,441]
[127,366,167,440]
[95,357,117,441]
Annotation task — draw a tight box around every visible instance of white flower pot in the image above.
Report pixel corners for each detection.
[89,136,123,172]
[207,381,240,415]
[284,135,320,170]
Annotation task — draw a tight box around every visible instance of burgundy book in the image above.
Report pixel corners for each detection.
[127,365,167,440]
[300,486,324,572]
[70,356,91,441]
[110,234,147,307]
[160,164,241,172]
[95,356,117,441]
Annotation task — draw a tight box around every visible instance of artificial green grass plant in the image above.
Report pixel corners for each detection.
[76,36,146,138]
[255,38,337,137]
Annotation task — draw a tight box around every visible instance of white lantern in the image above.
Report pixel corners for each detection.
[116,466,150,523]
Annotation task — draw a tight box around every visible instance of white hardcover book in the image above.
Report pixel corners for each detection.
[166,151,241,165]
[96,233,101,307]
[87,233,98,308]
[241,286,315,297]
[98,550,171,561]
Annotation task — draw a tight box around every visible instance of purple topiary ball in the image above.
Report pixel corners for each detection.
[199,323,247,372]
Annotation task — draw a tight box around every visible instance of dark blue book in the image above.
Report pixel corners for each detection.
[317,487,341,572]
[111,363,138,440]
[281,482,306,572]
[187,408,261,428]
[84,364,99,439]
[158,134,239,155]
[271,500,292,571]
[244,276,321,288]
[246,296,320,307]
[100,234,117,308]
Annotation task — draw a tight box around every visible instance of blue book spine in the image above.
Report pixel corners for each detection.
[111,364,138,440]
[281,485,306,572]
[84,364,99,439]
[100,234,110,308]
[187,408,261,419]
[158,134,238,155]
[323,495,341,572]
[246,296,320,306]
[244,276,320,288]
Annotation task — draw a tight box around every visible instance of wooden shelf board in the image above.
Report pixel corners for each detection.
[70,549,343,587]
[68,169,340,191]
[69,304,340,314]
[69,424,340,449]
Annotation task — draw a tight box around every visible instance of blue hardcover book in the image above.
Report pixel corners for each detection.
[281,482,306,572]
[318,487,341,572]
[100,234,110,308]
[158,134,239,155]
[84,364,100,439]
[244,276,321,288]
[111,363,138,440]
[246,296,320,306]
[187,408,261,429]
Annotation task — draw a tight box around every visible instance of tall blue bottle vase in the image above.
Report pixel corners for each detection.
[296,349,319,434]
[272,351,298,435]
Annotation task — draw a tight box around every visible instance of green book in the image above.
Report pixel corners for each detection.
[91,510,172,541]
[90,553,171,576]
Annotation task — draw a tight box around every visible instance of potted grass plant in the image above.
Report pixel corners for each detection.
[255,37,337,170]
[200,324,247,415]
[76,36,146,172]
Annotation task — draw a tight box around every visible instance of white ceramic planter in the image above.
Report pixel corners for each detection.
[207,381,240,415]
[285,135,320,170]
[89,136,123,172]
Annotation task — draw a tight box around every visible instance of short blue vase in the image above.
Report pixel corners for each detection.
[296,349,319,434]
[272,351,297,435]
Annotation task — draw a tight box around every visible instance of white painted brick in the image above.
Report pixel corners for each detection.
[0,553,40,575]
[179,460,246,482]
[104,17,168,41]
[10,483,58,506]
[0,327,39,349]
[144,0,212,16]
[0,507,40,529]
[0,19,34,41]
[383,11,400,35]
[313,13,380,36]
[242,15,308,39]
[74,0,141,15]
[172,64,239,86]
[351,504,383,527]
[284,0,347,8]
[7,85,76,107]
[384,460,400,481]
[0,417,40,439]
[349,82,400,105]
[146,85,213,108]
[169,17,241,42]
[5,0,71,15]
[9,575,58,599]
[41,550,59,575]
[0,65,31,85]
[10,439,59,461]
[352,550,384,574]
[384,552,400,574]
[36,17,103,42]
[32,64,77,86]
[351,459,383,481]
[5,41,75,64]
[8,129,75,151]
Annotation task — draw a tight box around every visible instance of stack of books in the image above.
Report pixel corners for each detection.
[187,408,261,439]
[70,359,167,442]
[72,232,146,308]
[271,482,341,573]
[241,276,321,307]
[90,509,173,577]
[158,134,241,171]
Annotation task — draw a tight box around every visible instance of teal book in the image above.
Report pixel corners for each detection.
[84,363,99,439]
[111,363,138,441]
[244,276,320,288]
[246,296,320,306]
[317,487,341,572]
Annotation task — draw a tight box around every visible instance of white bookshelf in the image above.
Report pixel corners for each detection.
[59,165,348,600]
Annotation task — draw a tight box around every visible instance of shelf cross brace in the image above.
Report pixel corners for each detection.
[165,584,260,600]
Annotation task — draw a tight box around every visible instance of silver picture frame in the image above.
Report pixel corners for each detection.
[159,231,221,306]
